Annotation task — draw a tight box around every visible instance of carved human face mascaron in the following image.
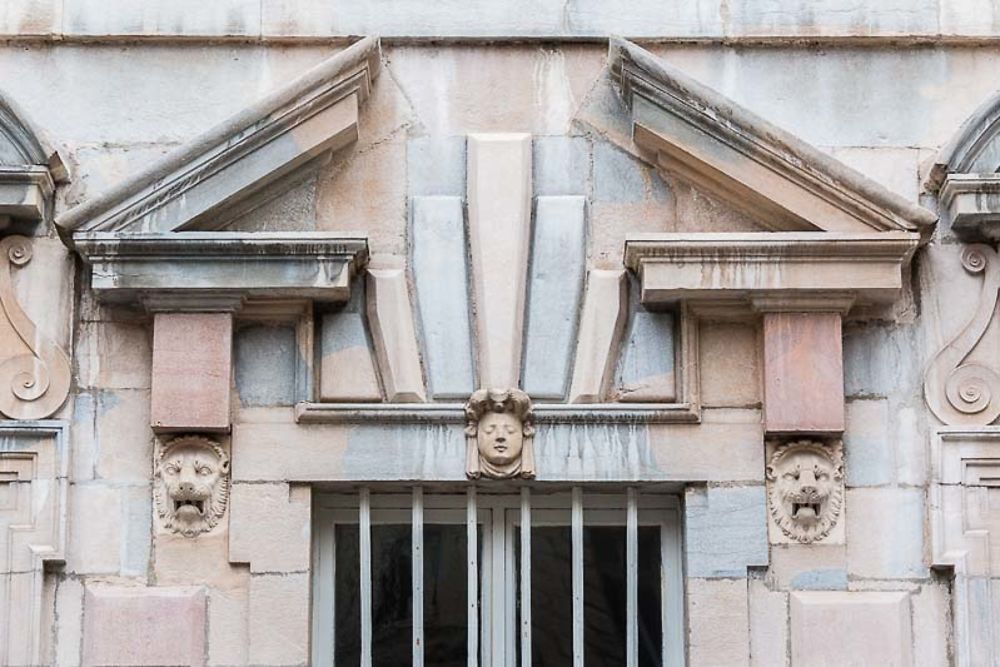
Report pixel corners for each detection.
[154,435,230,537]
[766,440,844,544]
[465,388,535,479]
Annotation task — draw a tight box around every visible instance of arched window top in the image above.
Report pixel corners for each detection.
[0,91,66,179]
[930,90,1000,191]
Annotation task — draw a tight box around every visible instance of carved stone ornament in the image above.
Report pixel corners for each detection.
[154,435,230,537]
[465,388,535,480]
[0,235,71,419]
[766,439,844,544]
[924,244,1000,426]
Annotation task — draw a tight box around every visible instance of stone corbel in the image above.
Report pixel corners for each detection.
[72,233,368,432]
[625,232,920,435]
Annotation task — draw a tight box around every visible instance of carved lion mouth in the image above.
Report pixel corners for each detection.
[174,499,205,517]
[791,501,821,519]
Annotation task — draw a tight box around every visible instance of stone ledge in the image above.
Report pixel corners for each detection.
[73,232,369,304]
[625,232,920,307]
[294,401,700,424]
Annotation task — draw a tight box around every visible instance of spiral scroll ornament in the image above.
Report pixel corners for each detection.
[925,244,1000,426]
[0,236,71,420]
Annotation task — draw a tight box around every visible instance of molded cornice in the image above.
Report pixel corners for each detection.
[56,36,381,237]
[609,38,936,239]
[74,232,368,305]
[624,232,919,307]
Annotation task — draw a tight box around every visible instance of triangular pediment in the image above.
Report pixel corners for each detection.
[607,38,936,238]
[56,37,381,238]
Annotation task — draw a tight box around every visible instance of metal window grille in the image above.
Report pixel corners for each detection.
[312,487,684,666]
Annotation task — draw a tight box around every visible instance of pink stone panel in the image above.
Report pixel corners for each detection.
[82,586,206,667]
[151,313,232,432]
[763,312,845,434]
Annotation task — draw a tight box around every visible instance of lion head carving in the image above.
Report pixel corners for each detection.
[154,435,230,537]
[766,440,844,544]
[465,388,535,480]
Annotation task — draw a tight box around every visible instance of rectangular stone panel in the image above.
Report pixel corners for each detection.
[614,303,676,402]
[684,484,768,578]
[82,585,206,667]
[412,196,475,399]
[467,133,532,388]
[522,196,586,399]
[790,591,912,667]
[151,312,232,432]
[319,308,382,402]
[763,312,845,434]
[235,323,299,406]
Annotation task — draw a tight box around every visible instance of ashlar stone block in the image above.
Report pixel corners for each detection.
[568,270,627,403]
[412,196,475,399]
[150,312,233,432]
[688,578,750,666]
[82,585,206,667]
[467,133,532,388]
[790,591,913,667]
[229,482,310,573]
[522,196,586,400]
[366,258,426,403]
[685,484,768,578]
[763,312,845,434]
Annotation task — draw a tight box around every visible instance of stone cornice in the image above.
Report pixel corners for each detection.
[938,173,1000,242]
[56,36,380,236]
[608,38,936,239]
[624,232,920,307]
[294,402,700,425]
[74,232,369,305]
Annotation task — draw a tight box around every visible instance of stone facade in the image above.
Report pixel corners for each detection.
[4,2,1000,665]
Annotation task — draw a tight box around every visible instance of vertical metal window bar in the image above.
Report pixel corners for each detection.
[626,487,639,667]
[520,487,532,666]
[412,486,425,666]
[360,487,373,667]
[571,486,584,667]
[467,487,479,667]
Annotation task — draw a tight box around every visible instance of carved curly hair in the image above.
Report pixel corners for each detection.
[464,388,535,437]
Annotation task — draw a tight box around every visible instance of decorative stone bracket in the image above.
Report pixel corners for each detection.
[625,232,919,435]
[72,232,368,433]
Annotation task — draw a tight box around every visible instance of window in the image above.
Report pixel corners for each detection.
[312,488,684,666]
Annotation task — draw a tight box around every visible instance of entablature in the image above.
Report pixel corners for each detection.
[624,232,919,310]
[74,231,368,306]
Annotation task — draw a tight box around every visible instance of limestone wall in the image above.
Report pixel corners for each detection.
[1,4,999,665]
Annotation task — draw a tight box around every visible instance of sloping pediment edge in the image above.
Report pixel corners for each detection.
[608,38,936,239]
[55,36,381,238]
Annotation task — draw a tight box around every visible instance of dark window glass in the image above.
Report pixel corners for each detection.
[372,525,412,666]
[424,524,469,666]
[334,524,361,666]
[516,524,663,667]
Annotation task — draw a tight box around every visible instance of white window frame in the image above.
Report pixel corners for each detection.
[312,488,684,667]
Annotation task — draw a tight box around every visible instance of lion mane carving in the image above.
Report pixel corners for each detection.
[154,435,230,537]
[766,439,844,544]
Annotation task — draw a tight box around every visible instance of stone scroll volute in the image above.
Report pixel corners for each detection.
[465,388,536,480]
[924,244,1000,426]
[0,235,71,420]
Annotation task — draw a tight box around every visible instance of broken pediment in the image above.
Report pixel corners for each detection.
[56,36,380,237]
[55,38,381,306]
[0,94,67,229]
[607,38,936,238]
